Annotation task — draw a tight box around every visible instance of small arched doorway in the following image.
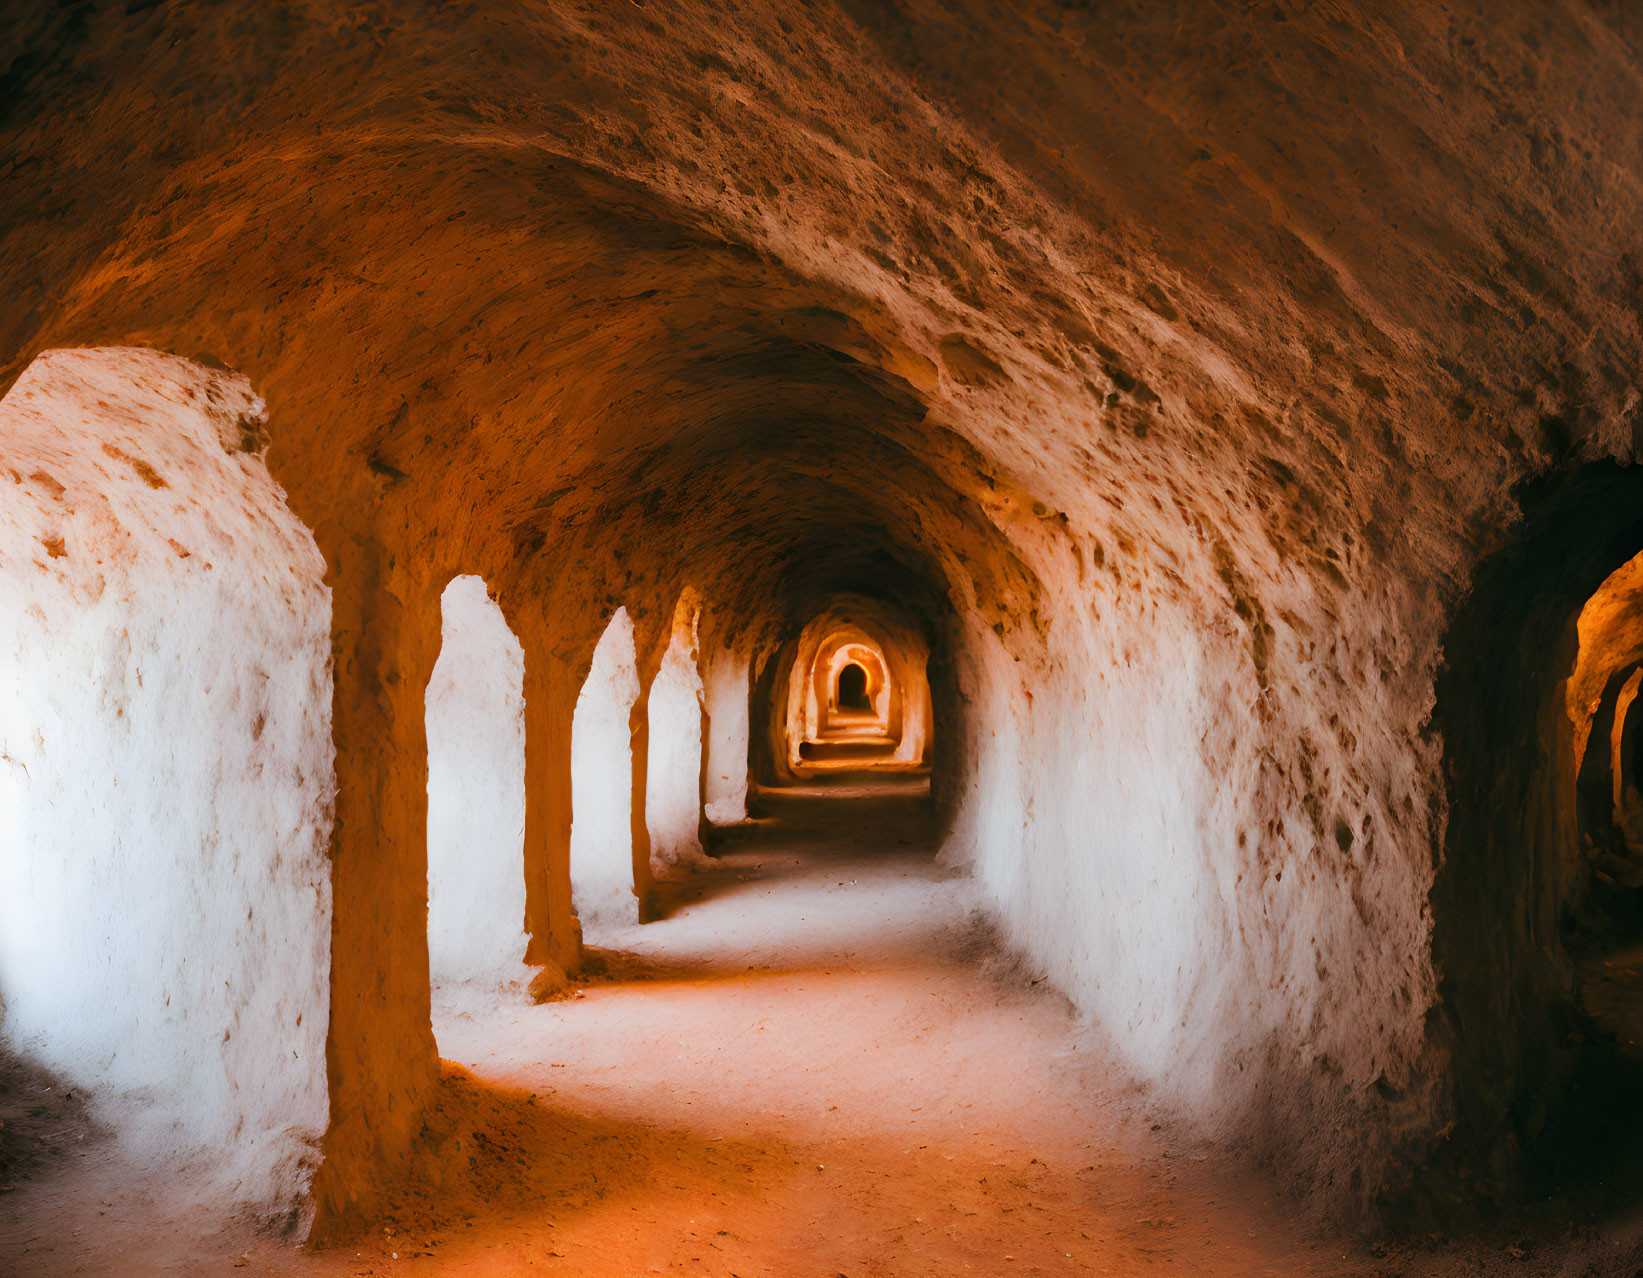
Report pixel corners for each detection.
[1427,461,1643,1208]
[837,661,870,711]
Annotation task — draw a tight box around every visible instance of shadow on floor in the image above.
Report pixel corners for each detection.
[309,1062,803,1251]
[0,1046,99,1193]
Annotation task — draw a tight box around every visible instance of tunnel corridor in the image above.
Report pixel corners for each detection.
[417,778,1336,1277]
[5,2,1643,1276]
[0,776,1376,1275]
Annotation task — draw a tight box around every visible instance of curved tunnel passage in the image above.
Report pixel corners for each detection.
[3,4,1643,1275]
[775,607,935,778]
[1427,463,1643,1213]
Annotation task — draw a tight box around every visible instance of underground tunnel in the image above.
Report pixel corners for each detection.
[3,3,1643,1275]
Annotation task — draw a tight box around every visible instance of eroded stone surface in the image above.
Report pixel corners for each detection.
[2,0,1641,1228]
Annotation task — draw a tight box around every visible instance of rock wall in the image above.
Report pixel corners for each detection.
[2,0,1641,1223]
[0,349,332,1222]
[942,520,1439,1207]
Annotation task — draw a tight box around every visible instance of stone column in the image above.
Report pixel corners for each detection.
[628,609,671,922]
[310,540,442,1236]
[520,649,583,973]
[629,681,660,922]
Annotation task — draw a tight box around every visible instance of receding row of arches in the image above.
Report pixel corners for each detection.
[11,343,1643,1244]
[0,346,942,1216]
[425,573,935,983]
[0,341,939,1195]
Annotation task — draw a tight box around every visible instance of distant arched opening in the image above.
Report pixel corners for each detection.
[837,661,870,711]
[751,601,935,782]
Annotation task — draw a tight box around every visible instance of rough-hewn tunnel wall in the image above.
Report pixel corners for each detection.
[2,0,1641,1224]
[0,348,333,1221]
[943,516,1440,1205]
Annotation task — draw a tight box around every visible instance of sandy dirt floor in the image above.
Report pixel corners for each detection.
[6,778,1643,1276]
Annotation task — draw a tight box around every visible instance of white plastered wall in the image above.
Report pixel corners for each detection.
[892,652,930,764]
[647,594,707,869]
[425,575,528,988]
[570,608,639,924]
[0,348,333,1220]
[938,521,1437,1181]
[702,644,749,825]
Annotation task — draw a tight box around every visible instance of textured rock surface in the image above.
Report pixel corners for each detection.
[0,348,332,1221]
[1,0,1641,1226]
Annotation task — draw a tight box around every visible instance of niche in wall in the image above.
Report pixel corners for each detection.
[1426,462,1643,1208]
[569,607,640,926]
[0,348,333,1222]
[425,574,528,991]
[646,591,708,869]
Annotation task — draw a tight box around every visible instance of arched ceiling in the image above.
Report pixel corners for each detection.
[0,0,1639,662]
